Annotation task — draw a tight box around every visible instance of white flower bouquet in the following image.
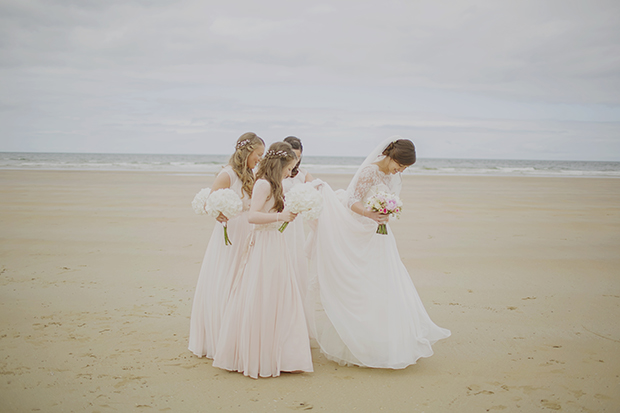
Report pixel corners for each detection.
[365,191,402,235]
[279,183,323,232]
[192,188,243,245]
[191,188,212,215]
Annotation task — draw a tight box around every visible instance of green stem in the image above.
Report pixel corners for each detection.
[224,223,232,246]
[376,224,388,235]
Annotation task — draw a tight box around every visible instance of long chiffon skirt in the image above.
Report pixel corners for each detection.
[307,184,451,369]
[213,224,313,378]
[188,211,251,359]
[283,216,310,314]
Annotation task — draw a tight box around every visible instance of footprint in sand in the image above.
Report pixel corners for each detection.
[570,389,585,399]
[540,399,561,410]
[539,359,565,367]
[466,385,494,396]
[594,394,612,400]
[290,401,313,410]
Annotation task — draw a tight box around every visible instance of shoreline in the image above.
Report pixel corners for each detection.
[1,167,620,179]
[2,154,619,179]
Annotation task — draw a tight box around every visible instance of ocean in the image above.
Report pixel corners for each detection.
[1,152,619,178]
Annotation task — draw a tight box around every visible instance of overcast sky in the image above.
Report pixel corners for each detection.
[1,0,619,160]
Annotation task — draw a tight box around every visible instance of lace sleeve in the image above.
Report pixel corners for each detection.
[347,166,380,209]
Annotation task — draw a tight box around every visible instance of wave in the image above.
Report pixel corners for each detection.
[1,153,619,178]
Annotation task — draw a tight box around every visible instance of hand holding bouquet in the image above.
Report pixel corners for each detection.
[192,188,243,245]
[365,191,402,235]
[279,183,323,232]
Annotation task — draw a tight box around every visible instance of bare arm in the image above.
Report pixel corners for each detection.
[248,180,297,224]
[304,171,315,183]
[211,170,231,192]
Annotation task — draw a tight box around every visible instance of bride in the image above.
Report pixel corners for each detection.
[306,136,451,369]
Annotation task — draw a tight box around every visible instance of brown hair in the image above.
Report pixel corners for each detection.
[228,132,265,198]
[382,139,416,166]
[283,136,303,178]
[256,142,297,212]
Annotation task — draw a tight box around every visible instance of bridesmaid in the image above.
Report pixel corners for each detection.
[213,141,313,379]
[282,136,314,187]
[281,136,314,315]
[188,132,265,359]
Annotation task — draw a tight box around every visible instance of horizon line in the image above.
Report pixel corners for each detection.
[1,150,619,163]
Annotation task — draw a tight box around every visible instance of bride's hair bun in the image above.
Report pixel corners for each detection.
[382,139,416,166]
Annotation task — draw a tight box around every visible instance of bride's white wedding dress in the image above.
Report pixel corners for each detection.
[306,138,450,369]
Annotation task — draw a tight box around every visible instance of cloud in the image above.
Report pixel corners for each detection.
[0,0,619,159]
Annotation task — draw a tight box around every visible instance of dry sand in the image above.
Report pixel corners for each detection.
[1,170,619,412]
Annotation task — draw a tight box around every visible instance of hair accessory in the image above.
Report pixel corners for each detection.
[236,139,251,150]
[264,150,289,159]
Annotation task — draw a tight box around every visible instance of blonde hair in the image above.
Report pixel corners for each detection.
[256,142,297,212]
[228,132,265,198]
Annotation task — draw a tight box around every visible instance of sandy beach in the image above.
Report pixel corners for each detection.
[1,169,619,412]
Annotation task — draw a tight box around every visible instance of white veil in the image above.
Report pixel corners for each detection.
[344,135,404,200]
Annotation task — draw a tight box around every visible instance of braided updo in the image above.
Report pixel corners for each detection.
[382,139,416,166]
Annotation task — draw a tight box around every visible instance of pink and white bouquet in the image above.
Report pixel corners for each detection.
[192,188,243,245]
[279,183,323,232]
[365,191,402,235]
